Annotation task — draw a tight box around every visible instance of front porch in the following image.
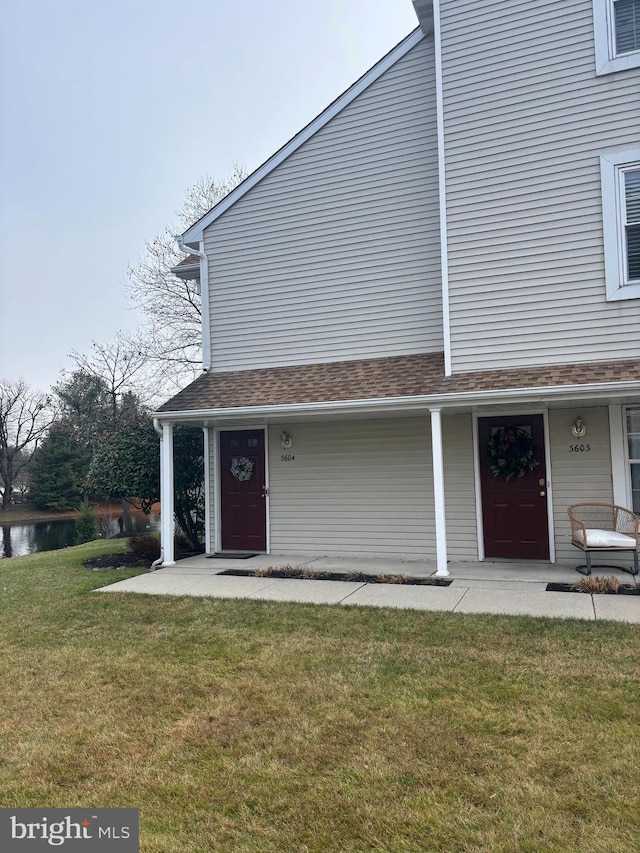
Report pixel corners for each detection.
[153,352,640,577]
[98,553,640,622]
[165,551,638,583]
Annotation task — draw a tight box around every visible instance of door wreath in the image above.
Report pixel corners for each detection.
[230,456,255,482]
[487,426,538,481]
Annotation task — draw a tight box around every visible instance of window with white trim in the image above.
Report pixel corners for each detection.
[625,407,640,511]
[600,149,640,300]
[593,0,640,74]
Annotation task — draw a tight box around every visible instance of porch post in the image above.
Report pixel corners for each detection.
[430,408,449,576]
[202,426,212,553]
[160,421,175,566]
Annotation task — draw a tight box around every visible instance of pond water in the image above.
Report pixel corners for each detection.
[0,511,160,559]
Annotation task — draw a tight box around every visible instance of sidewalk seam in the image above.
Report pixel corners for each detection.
[336,582,369,604]
[451,587,471,611]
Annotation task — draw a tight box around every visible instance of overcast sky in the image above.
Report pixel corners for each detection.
[0,0,418,394]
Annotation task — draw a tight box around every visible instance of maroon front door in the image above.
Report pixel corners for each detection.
[478,414,550,560]
[219,430,266,552]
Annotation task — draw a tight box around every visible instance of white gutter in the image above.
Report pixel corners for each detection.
[177,236,211,371]
[152,377,640,422]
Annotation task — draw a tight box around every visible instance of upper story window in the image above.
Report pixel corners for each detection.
[593,0,640,74]
[600,149,640,300]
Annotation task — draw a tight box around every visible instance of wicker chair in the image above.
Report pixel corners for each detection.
[567,503,640,576]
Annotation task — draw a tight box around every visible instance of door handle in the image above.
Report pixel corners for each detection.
[540,491,546,497]
[261,487,269,498]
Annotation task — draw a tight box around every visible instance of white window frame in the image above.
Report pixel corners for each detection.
[600,148,640,301]
[593,0,640,74]
[623,405,640,512]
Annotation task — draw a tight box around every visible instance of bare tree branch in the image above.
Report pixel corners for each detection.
[126,167,247,390]
[69,331,151,418]
[0,379,54,508]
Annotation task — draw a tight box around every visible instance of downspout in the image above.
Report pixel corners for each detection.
[150,417,164,571]
[177,236,211,371]
[432,0,452,377]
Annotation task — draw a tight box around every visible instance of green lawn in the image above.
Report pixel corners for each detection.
[0,541,638,853]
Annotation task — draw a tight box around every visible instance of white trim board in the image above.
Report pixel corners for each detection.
[609,403,628,506]
[181,28,426,246]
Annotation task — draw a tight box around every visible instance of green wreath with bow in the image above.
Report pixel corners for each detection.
[487,426,539,481]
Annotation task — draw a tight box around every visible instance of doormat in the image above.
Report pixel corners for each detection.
[219,567,452,586]
[546,582,639,595]
[207,553,259,560]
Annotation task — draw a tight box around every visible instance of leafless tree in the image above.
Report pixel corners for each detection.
[126,167,247,391]
[67,333,157,531]
[68,331,150,418]
[0,379,53,509]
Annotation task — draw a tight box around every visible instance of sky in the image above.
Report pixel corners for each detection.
[0,0,419,393]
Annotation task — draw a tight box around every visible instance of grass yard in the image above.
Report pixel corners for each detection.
[0,542,638,852]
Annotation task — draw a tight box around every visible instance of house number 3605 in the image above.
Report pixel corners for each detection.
[569,444,591,452]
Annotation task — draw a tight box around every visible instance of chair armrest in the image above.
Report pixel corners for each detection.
[569,515,587,548]
[615,506,640,545]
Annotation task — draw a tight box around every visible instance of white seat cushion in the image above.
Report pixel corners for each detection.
[574,528,637,548]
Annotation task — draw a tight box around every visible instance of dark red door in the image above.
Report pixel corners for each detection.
[219,430,266,552]
[478,414,549,560]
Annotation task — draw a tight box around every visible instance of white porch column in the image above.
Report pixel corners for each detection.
[160,422,175,566]
[430,408,449,576]
[202,426,212,553]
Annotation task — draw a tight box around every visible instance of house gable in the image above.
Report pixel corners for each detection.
[182,29,426,245]
[200,34,443,373]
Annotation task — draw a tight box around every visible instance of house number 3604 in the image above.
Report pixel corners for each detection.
[281,454,295,462]
[569,444,591,452]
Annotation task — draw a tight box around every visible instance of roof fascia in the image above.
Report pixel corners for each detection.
[411,1,434,35]
[181,27,426,247]
[171,262,200,281]
[153,378,640,422]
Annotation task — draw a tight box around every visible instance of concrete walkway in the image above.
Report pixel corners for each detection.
[96,553,640,623]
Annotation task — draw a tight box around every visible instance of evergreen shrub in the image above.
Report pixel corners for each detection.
[128,533,161,563]
[74,498,99,544]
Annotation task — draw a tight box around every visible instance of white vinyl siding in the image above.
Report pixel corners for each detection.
[265,414,477,561]
[267,418,436,559]
[204,38,442,373]
[442,414,478,560]
[548,407,616,564]
[440,0,640,372]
